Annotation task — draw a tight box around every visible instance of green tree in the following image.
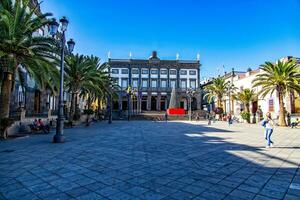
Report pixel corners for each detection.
[0,0,58,119]
[65,54,116,121]
[252,59,300,126]
[233,89,257,123]
[203,77,231,110]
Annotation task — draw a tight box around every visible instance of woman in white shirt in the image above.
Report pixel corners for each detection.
[265,112,274,148]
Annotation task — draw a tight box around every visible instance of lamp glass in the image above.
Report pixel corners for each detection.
[49,19,59,36]
[67,39,75,53]
[60,17,69,32]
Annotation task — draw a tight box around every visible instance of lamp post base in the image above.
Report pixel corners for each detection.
[53,134,65,143]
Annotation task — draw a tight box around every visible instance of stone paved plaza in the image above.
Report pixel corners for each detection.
[0,121,300,200]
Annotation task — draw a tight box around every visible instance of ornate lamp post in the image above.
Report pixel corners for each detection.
[186,88,196,121]
[49,17,75,143]
[126,86,133,121]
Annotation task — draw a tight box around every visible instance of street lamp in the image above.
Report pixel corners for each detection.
[186,88,196,121]
[126,86,133,121]
[49,17,75,143]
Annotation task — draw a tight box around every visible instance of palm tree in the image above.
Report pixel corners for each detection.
[0,0,58,119]
[203,77,231,110]
[65,54,116,121]
[233,89,257,123]
[252,59,300,126]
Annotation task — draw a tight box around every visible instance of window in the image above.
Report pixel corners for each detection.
[180,79,187,89]
[180,70,187,75]
[112,78,119,84]
[142,69,148,74]
[121,79,128,88]
[269,99,274,112]
[161,69,167,75]
[18,86,25,104]
[50,96,56,110]
[189,70,196,75]
[151,79,157,88]
[132,79,138,88]
[142,79,148,88]
[121,69,129,74]
[170,80,176,88]
[170,69,176,75]
[161,79,167,88]
[190,79,196,89]
[132,69,139,74]
[111,69,119,74]
[151,69,158,74]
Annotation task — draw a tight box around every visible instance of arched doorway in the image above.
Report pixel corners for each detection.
[151,96,157,111]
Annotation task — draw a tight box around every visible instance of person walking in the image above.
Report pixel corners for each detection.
[264,112,274,148]
[228,113,232,126]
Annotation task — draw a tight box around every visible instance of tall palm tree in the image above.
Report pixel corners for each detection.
[252,59,300,126]
[65,54,115,121]
[203,77,231,110]
[233,89,257,123]
[0,0,58,119]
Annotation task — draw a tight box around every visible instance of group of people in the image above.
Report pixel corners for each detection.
[31,119,50,134]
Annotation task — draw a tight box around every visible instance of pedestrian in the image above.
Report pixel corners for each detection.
[228,113,232,126]
[208,113,211,125]
[264,112,274,148]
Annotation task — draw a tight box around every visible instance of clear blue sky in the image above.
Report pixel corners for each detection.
[41,0,300,78]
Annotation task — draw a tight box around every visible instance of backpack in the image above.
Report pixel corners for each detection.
[261,120,267,127]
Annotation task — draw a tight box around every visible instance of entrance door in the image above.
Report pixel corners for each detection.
[151,96,157,111]
[34,90,41,113]
[160,96,166,111]
[141,96,147,111]
[122,97,128,111]
[252,101,258,113]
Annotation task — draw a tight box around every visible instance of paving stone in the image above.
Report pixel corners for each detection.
[1,121,300,200]
[76,192,105,200]
[65,186,90,197]
[229,189,256,199]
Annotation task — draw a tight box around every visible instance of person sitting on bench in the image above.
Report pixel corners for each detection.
[291,118,299,129]
[29,119,39,131]
[37,119,50,134]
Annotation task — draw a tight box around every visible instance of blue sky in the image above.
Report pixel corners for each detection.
[41,0,300,78]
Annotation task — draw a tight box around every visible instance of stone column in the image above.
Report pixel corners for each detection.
[118,94,122,111]
[147,92,151,111]
[157,93,161,111]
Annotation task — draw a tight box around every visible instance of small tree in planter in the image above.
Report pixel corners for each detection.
[233,89,257,123]
[241,111,250,123]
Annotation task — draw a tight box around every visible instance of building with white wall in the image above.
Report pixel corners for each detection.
[108,51,201,112]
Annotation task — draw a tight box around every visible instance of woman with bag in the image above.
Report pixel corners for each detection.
[264,112,274,148]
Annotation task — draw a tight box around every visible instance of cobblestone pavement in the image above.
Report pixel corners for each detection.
[0,121,300,200]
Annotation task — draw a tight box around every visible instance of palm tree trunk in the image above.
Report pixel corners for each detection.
[246,104,250,123]
[97,97,101,120]
[278,92,287,126]
[70,92,76,120]
[0,73,13,119]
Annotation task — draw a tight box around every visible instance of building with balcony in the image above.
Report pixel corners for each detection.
[108,51,201,113]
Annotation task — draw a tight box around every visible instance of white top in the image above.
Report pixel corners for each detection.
[265,118,274,129]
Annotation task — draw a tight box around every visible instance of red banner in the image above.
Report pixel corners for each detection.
[167,108,186,115]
